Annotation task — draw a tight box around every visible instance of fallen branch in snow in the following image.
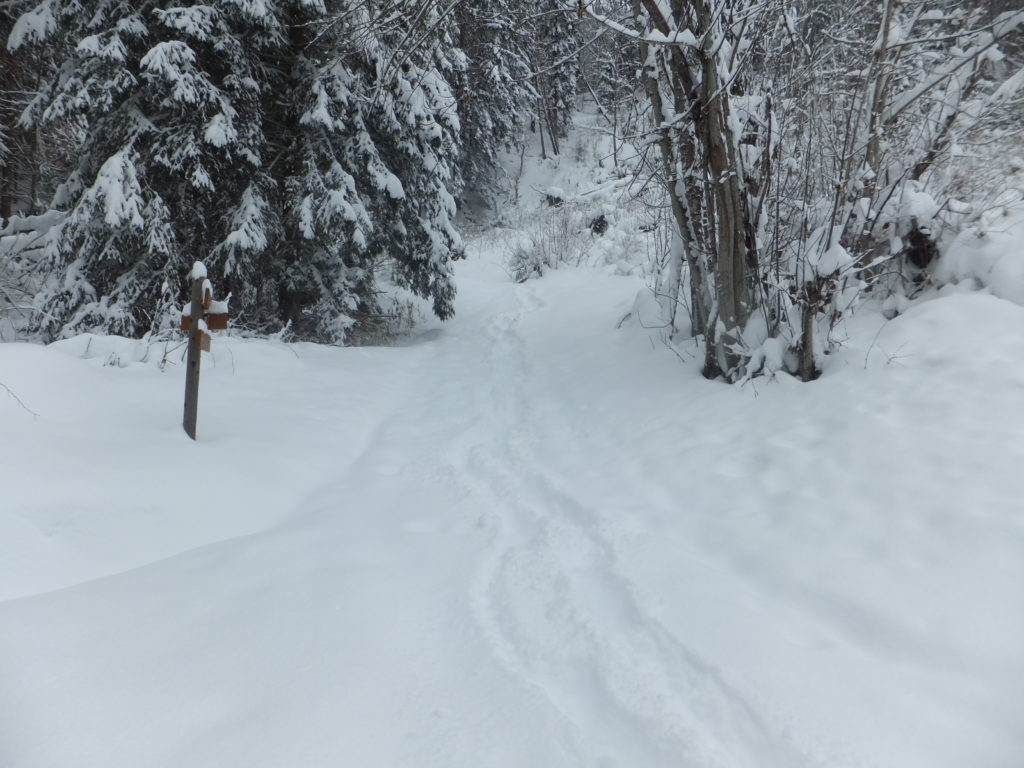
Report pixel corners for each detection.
[0,381,39,418]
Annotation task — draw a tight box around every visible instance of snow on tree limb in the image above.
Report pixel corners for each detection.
[884,11,1024,126]
[6,0,54,51]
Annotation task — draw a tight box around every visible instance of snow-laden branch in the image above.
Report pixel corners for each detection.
[884,10,1024,125]
[6,0,55,51]
[581,7,698,48]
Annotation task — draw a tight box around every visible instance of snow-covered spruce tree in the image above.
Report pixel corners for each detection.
[10,0,461,342]
[0,4,21,224]
[452,0,533,208]
[264,0,461,341]
[9,1,284,338]
[0,0,31,224]
[352,0,462,330]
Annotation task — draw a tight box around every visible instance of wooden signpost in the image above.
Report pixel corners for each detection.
[182,261,229,440]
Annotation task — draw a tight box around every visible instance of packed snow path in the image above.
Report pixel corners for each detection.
[2,246,1023,768]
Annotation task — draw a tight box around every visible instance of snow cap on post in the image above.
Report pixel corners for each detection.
[191,261,208,280]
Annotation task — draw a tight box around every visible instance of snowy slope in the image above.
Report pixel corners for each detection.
[2,238,1023,767]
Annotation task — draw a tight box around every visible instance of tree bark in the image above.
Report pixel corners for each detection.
[696,0,750,378]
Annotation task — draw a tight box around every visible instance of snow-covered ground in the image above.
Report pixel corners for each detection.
[2,227,1024,766]
[3,105,1024,767]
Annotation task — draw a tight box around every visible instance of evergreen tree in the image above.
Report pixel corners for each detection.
[2,0,65,223]
[10,1,288,337]
[453,0,533,207]
[10,0,460,341]
[263,0,461,340]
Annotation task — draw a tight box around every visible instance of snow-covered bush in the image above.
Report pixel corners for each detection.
[502,186,645,283]
[599,0,1024,381]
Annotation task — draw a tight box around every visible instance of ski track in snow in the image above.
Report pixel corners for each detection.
[2,242,1023,767]
[454,278,813,768]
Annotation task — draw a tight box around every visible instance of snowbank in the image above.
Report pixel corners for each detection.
[936,190,1024,303]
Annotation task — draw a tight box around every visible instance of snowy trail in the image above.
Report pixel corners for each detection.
[2,244,1023,767]
[0,254,804,768]
[481,272,1024,768]
[457,278,810,767]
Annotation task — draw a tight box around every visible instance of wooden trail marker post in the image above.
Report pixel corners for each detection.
[182,261,229,440]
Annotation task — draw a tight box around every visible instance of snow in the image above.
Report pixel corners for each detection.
[372,167,406,200]
[806,228,853,277]
[140,41,208,104]
[3,61,1024,767]
[646,28,699,47]
[6,0,56,50]
[0,211,63,238]
[190,260,207,280]
[2,234,1024,767]
[91,151,145,229]
[153,6,218,38]
[993,10,1024,39]
[883,18,1024,125]
[75,34,103,55]
[990,64,1024,106]
[220,185,270,265]
[204,111,238,148]
[898,186,939,222]
[937,192,1024,303]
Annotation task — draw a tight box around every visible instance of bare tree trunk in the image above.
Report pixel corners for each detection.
[537,96,548,160]
[632,0,717,374]
[629,0,760,379]
[864,0,898,178]
[0,161,11,226]
[799,302,818,381]
[696,0,750,378]
[546,104,561,156]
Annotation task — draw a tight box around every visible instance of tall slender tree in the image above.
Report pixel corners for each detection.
[529,0,580,157]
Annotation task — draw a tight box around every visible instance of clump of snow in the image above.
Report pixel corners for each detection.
[203,111,238,148]
[219,185,270,271]
[6,0,57,50]
[48,333,163,368]
[646,28,699,47]
[897,186,939,222]
[91,151,146,229]
[804,226,853,277]
[936,192,1024,304]
[622,287,664,330]
[0,210,65,237]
